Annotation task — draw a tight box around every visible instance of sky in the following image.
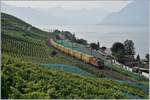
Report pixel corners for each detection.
[2,1,132,12]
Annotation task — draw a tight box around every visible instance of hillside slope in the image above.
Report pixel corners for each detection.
[1,12,48,41]
[1,12,149,99]
[2,55,149,99]
[1,12,106,77]
[1,12,149,81]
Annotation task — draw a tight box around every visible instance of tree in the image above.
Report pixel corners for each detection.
[101,46,106,52]
[63,31,76,41]
[76,38,87,45]
[136,54,140,61]
[145,53,149,64]
[71,33,75,41]
[53,30,61,34]
[136,54,141,66]
[124,40,135,55]
[111,42,125,62]
[90,43,99,50]
[97,42,100,48]
[145,54,149,61]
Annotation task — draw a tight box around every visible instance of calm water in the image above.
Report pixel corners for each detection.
[37,25,149,58]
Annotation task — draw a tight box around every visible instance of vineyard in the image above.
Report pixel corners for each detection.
[1,55,149,99]
[1,33,51,63]
[1,33,106,78]
[1,33,105,78]
[1,12,149,99]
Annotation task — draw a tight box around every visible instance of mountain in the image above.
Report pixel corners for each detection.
[100,0,149,26]
[1,3,109,25]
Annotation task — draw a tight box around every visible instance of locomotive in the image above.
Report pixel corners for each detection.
[49,39,104,68]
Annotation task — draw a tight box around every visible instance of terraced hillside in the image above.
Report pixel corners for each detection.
[1,12,52,63]
[2,55,149,99]
[1,33,51,63]
[1,12,106,77]
[1,12,149,99]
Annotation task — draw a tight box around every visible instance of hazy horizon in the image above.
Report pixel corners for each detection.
[1,1,132,26]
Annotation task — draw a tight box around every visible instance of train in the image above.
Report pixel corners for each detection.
[49,39,104,68]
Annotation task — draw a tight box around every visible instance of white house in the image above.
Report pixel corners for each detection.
[104,48,112,56]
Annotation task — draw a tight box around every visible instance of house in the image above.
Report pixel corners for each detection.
[121,55,138,67]
[58,34,65,40]
[104,48,112,56]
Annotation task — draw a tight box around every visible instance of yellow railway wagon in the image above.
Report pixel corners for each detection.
[54,43,58,49]
[52,40,58,49]
[53,42,57,48]
[74,50,82,60]
[50,39,55,46]
[71,50,77,57]
[63,47,69,54]
[62,46,66,53]
[68,48,73,56]
[53,43,57,48]
[58,44,61,50]
[53,40,57,46]
[81,54,92,63]
[59,45,64,52]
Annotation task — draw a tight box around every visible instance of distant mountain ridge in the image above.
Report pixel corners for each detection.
[100,0,149,26]
[1,3,109,26]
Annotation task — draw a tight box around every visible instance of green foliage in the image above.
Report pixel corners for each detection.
[1,33,52,63]
[90,43,99,50]
[1,55,148,99]
[97,42,100,48]
[1,12,48,41]
[124,40,135,55]
[53,30,61,34]
[1,12,149,99]
[75,38,88,45]
[1,12,30,28]
[145,53,149,64]
[62,31,76,41]
[136,54,141,62]
[145,54,149,61]
[111,42,125,61]
[1,30,106,78]
[136,54,141,67]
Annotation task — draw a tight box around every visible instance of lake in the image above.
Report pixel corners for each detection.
[37,25,149,58]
